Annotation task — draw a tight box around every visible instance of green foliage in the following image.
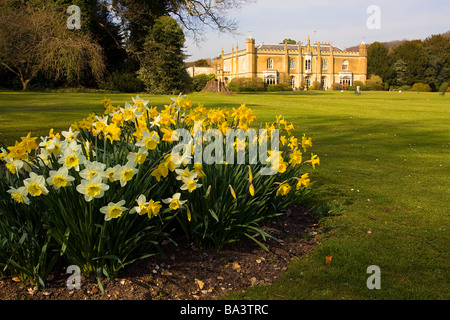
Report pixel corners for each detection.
[137,16,191,94]
[191,74,215,92]
[367,42,395,84]
[280,38,297,44]
[228,77,266,92]
[100,72,145,93]
[439,82,449,92]
[267,84,293,92]
[411,83,432,92]
[194,59,211,67]
[309,81,322,90]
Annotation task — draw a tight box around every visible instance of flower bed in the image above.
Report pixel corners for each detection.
[0,95,319,289]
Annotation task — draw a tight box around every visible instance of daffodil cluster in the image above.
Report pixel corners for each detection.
[0,95,319,280]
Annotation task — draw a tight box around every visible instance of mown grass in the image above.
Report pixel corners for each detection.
[0,89,448,299]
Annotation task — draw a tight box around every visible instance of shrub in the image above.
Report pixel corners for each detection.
[100,72,145,93]
[439,82,449,92]
[191,73,215,92]
[353,80,364,88]
[267,84,293,92]
[412,83,432,92]
[228,77,265,92]
[309,81,321,90]
[0,95,320,287]
[331,83,342,90]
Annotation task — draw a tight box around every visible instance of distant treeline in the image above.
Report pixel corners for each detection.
[365,32,450,91]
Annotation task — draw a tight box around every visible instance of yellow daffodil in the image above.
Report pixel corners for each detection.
[276,182,291,197]
[163,193,186,210]
[302,134,313,151]
[289,147,303,166]
[311,153,320,169]
[147,199,162,218]
[296,173,310,190]
[7,141,28,160]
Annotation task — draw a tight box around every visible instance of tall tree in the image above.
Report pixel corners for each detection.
[423,34,450,88]
[0,0,105,90]
[392,40,428,86]
[367,41,395,84]
[137,16,191,94]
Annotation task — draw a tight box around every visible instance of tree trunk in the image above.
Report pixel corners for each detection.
[20,78,30,91]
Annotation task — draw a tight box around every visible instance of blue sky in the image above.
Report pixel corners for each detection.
[183,0,450,61]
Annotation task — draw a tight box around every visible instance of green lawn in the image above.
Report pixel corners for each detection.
[0,90,448,299]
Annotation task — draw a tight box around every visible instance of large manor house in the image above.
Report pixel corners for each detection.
[212,36,367,90]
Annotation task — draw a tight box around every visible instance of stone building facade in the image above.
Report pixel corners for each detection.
[214,36,367,90]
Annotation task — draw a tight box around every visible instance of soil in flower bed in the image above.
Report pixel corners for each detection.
[0,205,319,300]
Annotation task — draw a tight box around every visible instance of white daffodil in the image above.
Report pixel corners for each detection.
[129,194,148,214]
[79,160,107,181]
[58,148,86,171]
[76,174,109,202]
[135,130,160,150]
[93,115,109,132]
[180,175,202,193]
[162,193,186,211]
[105,164,121,183]
[46,167,75,189]
[132,95,149,109]
[127,147,148,166]
[113,161,137,187]
[23,172,49,197]
[120,102,142,121]
[150,114,162,128]
[100,200,127,221]
[7,186,30,205]
[61,127,79,142]
[4,158,24,174]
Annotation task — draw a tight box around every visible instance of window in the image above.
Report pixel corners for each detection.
[289,59,295,70]
[305,59,311,71]
[265,75,276,85]
[322,59,328,70]
[289,76,295,88]
[242,60,246,72]
[343,60,348,70]
[267,58,273,69]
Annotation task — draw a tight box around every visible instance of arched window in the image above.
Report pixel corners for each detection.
[265,75,276,85]
[343,60,349,70]
[267,58,273,69]
[289,59,295,70]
